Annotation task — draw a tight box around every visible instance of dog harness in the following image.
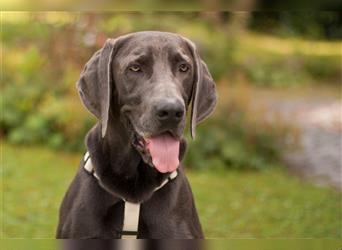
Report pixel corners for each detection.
[83,152,178,239]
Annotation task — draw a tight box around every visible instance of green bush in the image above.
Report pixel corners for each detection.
[185,101,295,171]
[302,54,340,80]
[1,41,93,151]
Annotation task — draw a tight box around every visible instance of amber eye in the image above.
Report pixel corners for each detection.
[129,65,141,72]
[179,63,189,72]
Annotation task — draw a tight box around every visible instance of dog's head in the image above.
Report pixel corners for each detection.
[77,31,217,173]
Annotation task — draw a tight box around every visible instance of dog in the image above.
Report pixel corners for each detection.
[56,31,217,239]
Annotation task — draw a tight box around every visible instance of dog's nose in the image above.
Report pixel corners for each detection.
[155,99,184,124]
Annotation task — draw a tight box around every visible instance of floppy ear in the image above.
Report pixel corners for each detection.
[76,39,118,138]
[183,38,217,139]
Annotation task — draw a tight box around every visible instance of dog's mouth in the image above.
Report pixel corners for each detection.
[132,131,181,173]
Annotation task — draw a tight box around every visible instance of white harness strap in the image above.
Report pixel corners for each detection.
[83,152,178,239]
[121,202,140,239]
[83,152,100,179]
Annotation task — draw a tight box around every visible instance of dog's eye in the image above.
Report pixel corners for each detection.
[179,63,189,72]
[129,65,141,72]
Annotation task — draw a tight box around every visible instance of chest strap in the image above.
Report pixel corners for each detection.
[83,151,178,239]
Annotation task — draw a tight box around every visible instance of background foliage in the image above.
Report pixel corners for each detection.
[2,12,340,170]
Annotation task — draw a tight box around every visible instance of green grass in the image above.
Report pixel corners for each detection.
[2,142,341,238]
[189,171,341,238]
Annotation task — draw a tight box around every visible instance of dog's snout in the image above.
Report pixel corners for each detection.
[155,99,184,123]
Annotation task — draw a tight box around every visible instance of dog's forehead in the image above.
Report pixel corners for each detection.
[118,32,189,58]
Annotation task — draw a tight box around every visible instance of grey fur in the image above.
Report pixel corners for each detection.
[56,31,217,239]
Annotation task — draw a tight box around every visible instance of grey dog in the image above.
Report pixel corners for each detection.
[56,31,217,239]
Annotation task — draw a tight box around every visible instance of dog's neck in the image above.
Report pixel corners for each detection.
[86,116,142,177]
[84,115,188,202]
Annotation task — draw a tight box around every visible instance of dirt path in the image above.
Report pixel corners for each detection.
[255,87,341,190]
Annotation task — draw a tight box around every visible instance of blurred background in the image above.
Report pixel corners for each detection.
[1,12,341,239]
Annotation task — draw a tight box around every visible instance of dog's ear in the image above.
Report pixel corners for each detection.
[182,37,217,139]
[77,38,120,138]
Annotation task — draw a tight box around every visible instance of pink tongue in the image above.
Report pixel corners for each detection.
[146,133,180,173]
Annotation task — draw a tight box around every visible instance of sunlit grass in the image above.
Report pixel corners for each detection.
[239,32,341,56]
[2,142,341,238]
[188,169,341,238]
